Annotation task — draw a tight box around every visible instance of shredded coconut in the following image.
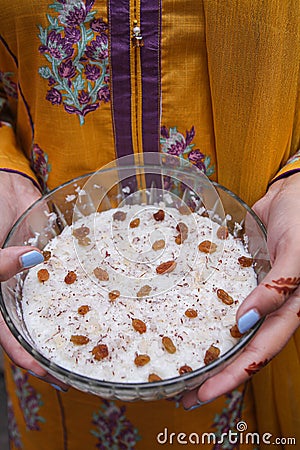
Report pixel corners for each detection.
[22,205,257,383]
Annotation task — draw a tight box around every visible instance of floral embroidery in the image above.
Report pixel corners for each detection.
[90,400,141,449]
[31,143,51,193]
[38,0,109,125]
[7,395,23,449]
[11,364,45,431]
[0,71,18,100]
[160,125,214,176]
[211,389,245,450]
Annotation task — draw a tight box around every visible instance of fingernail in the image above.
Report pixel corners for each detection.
[20,250,44,269]
[51,383,67,392]
[238,309,260,333]
[28,370,44,379]
[184,399,214,411]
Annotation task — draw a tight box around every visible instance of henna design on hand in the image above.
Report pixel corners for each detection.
[245,359,269,376]
[264,277,300,298]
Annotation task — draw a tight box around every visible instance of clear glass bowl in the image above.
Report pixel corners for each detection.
[0,154,270,401]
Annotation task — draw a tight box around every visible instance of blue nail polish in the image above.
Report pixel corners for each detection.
[20,251,44,269]
[28,370,39,377]
[238,309,260,333]
[51,383,67,392]
[28,370,46,380]
[184,399,214,411]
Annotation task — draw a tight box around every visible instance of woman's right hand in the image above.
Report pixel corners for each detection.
[0,172,67,388]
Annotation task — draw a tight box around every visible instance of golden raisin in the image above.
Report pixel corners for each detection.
[153,209,165,221]
[148,373,162,382]
[73,226,91,246]
[198,240,217,254]
[185,308,198,318]
[216,226,229,240]
[64,271,77,284]
[94,267,109,281]
[178,205,191,215]
[108,290,120,302]
[42,250,51,261]
[201,210,209,218]
[77,305,90,315]
[137,285,152,298]
[176,222,188,239]
[230,324,243,338]
[175,234,183,245]
[70,335,90,345]
[204,345,220,365]
[156,260,177,274]
[179,365,193,375]
[73,225,90,239]
[92,344,109,361]
[113,210,127,221]
[162,336,176,354]
[134,354,150,367]
[152,239,165,251]
[37,268,49,283]
[238,256,253,267]
[132,319,147,334]
[130,218,140,228]
[78,236,91,246]
[217,288,234,305]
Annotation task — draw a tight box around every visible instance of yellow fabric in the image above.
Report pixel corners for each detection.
[0,125,38,183]
[4,354,258,450]
[0,1,299,449]
[271,158,300,183]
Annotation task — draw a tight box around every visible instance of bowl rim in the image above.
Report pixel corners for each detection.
[0,170,267,392]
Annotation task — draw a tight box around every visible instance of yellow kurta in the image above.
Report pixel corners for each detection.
[0,1,299,449]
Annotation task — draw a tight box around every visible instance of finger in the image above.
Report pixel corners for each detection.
[237,246,300,333]
[27,371,69,392]
[0,311,47,376]
[182,291,300,409]
[0,313,68,391]
[0,247,44,281]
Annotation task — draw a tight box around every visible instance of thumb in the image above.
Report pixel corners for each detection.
[237,248,300,333]
[0,247,44,282]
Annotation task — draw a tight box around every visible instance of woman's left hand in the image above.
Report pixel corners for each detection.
[182,172,300,409]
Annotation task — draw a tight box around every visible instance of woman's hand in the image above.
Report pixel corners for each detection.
[182,173,300,409]
[0,172,67,389]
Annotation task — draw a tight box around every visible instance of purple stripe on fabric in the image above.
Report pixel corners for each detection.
[109,0,133,159]
[140,0,161,154]
[18,82,34,139]
[140,0,162,190]
[0,168,41,191]
[55,391,68,450]
[0,35,18,67]
[268,168,300,187]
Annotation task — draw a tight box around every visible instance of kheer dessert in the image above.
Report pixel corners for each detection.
[22,204,257,383]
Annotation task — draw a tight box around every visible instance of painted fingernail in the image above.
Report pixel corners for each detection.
[28,370,40,378]
[20,250,44,269]
[238,309,260,333]
[184,399,214,411]
[51,383,67,392]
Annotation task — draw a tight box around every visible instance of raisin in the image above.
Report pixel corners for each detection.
[92,344,109,361]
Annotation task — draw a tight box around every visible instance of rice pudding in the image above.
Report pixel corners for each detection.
[22,204,257,383]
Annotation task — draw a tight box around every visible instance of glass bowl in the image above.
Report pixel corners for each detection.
[0,153,270,401]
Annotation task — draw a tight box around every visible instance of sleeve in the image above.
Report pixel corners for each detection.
[269,149,300,186]
[0,66,40,190]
